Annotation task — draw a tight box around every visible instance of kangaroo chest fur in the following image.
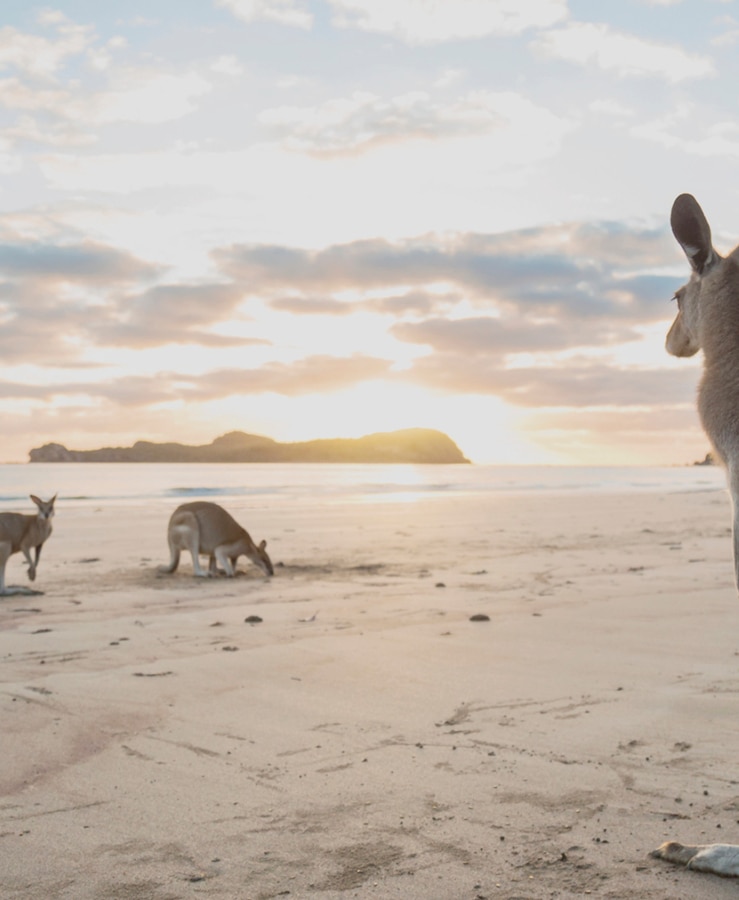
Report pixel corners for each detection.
[696,258,739,463]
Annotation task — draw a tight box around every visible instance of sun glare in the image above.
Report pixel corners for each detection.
[200,382,554,465]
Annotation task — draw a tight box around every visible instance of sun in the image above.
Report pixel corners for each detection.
[201,381,555,465]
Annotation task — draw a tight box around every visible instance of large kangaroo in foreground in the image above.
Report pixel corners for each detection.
[665,193,739,586]
[0,494,56,595]
[652,194,739,877]
[158,501,273,578]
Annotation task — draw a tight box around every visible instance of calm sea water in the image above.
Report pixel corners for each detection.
[0,463,727,512]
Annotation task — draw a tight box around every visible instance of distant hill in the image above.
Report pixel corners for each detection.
[693,452,715,466]
[29,429,470,464]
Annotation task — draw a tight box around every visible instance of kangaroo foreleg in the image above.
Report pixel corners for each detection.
[208,554,238,576]
[20,546,36,582]
[214,546,235,577]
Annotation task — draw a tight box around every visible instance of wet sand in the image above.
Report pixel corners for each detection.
[3,487,739,899]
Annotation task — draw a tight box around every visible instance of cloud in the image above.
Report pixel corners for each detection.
[0,155,20,174]
[365,290,455,317]
[517,403,705,465]
[1,113,95,148]
[0,239,159,282]
[193,355,393,397]
[38,145,290,194]
[270,295,355,316]
[0,13,209,167]
[215,221,678,328]
[392,315,638,356]
[87,35,128,71]
[259,89,527,156]
[328,0,568,44]
[531,22,716,82]
[0,215,688,429]
[527,406,699,439]
[270,289,455,317]
[0,285,104,366]
[0,69,212,126]
[94,283,264,348]
[632,104,739,158]
[0,13,210,147]
[0,77,70,113]
[0,354,392,405]
[212,220,689,414]
[0,240,271,358]
[215,0,313,29]
[589,99,634,118]
[90,70,212,124]
[401,354,699,408]
[0,236,162,363]
[37,87,571,200]
[211,55,245,76]
[0,21,93,78]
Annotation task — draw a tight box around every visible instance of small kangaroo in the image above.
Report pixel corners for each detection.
[158,501,273,578]
[0,494,56,595]
[652,194,739,877]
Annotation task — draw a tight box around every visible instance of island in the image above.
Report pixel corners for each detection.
[29,428,470,465]
[693,452,715,466]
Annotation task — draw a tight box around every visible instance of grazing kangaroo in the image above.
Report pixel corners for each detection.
[652,194,739,877]
[0,494,56,596]
[158,501,273,578]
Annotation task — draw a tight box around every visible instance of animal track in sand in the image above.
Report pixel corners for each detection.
[438,702,474,727]
[494,788,606,815]
[146,735,220,758]
[121,744,155,762]
[315,762,354,774]
[312,841,405,891]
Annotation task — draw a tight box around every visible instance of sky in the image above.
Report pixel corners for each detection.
[1,0,738,465]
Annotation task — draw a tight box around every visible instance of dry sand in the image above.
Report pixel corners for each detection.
[3,486,739,899]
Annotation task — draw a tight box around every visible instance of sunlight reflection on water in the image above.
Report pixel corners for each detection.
[0,462,727,512]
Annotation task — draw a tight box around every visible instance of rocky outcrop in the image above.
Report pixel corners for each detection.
[29,429,470,464]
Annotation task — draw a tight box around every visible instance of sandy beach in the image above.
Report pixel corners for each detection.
[3,486,739,899]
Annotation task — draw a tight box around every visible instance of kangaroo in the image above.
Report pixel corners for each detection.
[0,494,56,595]
[158,501,273,578]
[652,194,739,877]
[665,193,739,588]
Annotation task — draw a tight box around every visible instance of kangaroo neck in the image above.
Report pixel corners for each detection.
[701,264,739,364]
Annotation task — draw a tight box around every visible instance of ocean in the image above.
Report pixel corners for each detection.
[0,463,727,513]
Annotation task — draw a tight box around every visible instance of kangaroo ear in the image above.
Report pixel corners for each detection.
[671,193,717,275]
[259,540,267,550]
[30,494,42,507]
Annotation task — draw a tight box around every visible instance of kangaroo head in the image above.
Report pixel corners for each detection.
[30,494,57,521]
[666,193,721,358]
[253,538,274,577]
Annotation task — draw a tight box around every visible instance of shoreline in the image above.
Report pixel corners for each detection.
[0,462,728,514]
